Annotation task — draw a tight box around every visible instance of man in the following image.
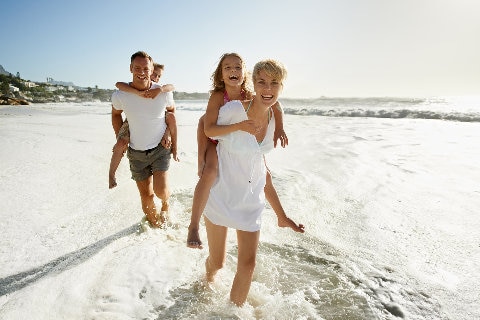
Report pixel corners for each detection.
[111,51,175,227]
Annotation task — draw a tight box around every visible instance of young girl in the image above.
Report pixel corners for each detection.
[203,58,304,306]
[109,63,178,189]
[187,53,302,248]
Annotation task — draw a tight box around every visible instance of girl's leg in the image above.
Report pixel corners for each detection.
[197,115,209,177]
[204,217,228,282]
[230,229,260,306]
[109,138,128,189]
[187,141,219,248]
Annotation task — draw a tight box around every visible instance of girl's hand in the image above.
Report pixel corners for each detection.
[274,129,288,148]
[239,120,261,135]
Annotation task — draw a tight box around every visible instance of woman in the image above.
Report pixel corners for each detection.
[203,59,305,306]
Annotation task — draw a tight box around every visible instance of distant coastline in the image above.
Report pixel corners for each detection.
[1,63,210,105]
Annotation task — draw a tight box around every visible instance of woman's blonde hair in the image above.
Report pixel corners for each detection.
[252,59,287,85]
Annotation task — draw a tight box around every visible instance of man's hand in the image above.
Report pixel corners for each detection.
[161,128,172,149]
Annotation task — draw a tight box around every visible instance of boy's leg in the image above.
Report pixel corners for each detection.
[109,138,128,189]
[165,112,179,161]
[204,217,228,282]
[230,229,260,306]
[187,141,219,248]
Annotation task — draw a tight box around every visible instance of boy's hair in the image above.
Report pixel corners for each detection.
[130,51,153,64]
[252,59,287,85]
[210,53,252,95]
[153,63,165,70]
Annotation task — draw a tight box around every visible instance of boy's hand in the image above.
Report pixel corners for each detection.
[143,87,162,99]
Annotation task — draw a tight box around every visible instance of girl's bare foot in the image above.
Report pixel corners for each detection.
[187,225,203,249]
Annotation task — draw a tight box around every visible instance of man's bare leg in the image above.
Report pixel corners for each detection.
[153,170,170,224]
[136,176,162,227]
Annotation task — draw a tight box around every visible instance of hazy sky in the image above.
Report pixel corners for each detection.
[1,0,479,98]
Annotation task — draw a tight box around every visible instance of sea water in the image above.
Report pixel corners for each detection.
[174,96,480,319]
[0,96,479,319]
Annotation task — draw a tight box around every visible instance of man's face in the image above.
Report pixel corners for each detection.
[151,68,163,82]
[130,57,152,88]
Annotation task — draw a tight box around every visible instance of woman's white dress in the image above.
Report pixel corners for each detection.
[204,100,275,232]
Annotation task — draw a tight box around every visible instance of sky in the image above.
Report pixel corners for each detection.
[1,0,479,98]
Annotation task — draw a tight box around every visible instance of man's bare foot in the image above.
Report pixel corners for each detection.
[187,225,203,249]
[278,215,305,233]
[161,200,169,212]
[146,212,164,228]
[109,175,117,189]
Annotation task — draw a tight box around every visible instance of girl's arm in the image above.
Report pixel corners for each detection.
[203,92,257,137]
[271,101,288,147]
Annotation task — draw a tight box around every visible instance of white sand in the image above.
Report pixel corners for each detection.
[1,102,479,319]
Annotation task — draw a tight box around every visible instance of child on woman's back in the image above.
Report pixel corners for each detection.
[187,52,302,248]
[108,63,178,189]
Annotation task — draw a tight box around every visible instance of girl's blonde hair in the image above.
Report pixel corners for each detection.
[252,59,287,85]
[210,53,252,95]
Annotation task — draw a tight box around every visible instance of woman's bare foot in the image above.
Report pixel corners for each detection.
[187,225,203,249]
[205,257,216,282]
[277,215,305,233]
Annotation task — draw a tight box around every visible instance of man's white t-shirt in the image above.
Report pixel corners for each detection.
[111,83,174,151]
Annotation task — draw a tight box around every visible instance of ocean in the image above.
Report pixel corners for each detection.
[0,96,479,319]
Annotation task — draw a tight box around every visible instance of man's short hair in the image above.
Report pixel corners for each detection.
[130,51,153,64]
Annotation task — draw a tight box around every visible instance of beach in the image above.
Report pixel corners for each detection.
[0,98,479,319]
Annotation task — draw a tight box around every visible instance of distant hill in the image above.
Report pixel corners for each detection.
[0,65,9,76]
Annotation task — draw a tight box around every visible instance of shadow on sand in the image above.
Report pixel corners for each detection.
[0,224,139,296]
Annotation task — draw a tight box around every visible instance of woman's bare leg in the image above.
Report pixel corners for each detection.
[230,229,260,306]
[204,217,228,282]
[187,141,219,248]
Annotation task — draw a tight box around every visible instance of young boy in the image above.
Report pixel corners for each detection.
[109,63,178,189]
